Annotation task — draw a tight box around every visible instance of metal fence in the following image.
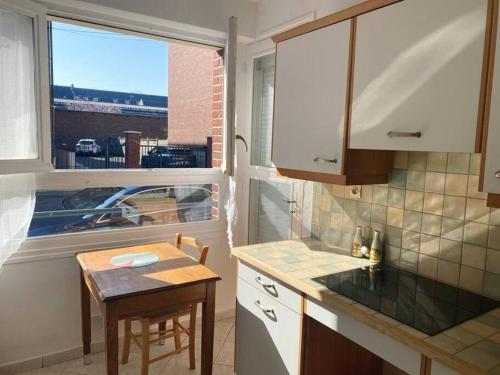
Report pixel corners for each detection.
[55,143,209,169]
[139,144,209,168]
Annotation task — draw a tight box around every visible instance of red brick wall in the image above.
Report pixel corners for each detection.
[212,50,224,169]
[212,50,224,219]
[54,110,167,149]
[168,43,214,145]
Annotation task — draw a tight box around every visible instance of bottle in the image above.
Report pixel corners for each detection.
[351,226,363,258]
[369,230,383,264]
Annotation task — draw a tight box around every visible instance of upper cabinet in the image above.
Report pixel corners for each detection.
[350,0,489,152]
[273,21,350,177]
[272,18,393,185]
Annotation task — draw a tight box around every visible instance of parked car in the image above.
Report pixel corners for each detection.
[100,137,124,157]
[141,146,196,168]
[28,185,212,237]
[54,135,71,151]
[76,139,102,156]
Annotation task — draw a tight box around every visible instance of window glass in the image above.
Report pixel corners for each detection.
[250,54,275,167]
[0,7,38,160]
[248,179,291,244]
[50,21,223,170]
[29,184,216,237]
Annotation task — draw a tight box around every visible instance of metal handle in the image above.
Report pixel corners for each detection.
[255,300,274,314]
[387,131,422,138]
[281,198,296,204]
[313,157,337,164]
[495,171,500,178]
[255,276,274,288]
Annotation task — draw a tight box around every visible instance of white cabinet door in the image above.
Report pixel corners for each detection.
[272,20,351,175]
[235,277,301,375]
[431,361,460,375]
[350,0,487,152]
[483,8,500,194]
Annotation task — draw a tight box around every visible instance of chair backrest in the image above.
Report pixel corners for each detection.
[175,233,209,265]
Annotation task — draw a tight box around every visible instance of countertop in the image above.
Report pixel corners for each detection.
[232,239,500,375]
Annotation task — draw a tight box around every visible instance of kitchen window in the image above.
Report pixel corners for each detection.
[250,53,275,168]
[29,184,216,237]
[0,2,237,258]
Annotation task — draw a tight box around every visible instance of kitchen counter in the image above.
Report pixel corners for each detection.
[232,239,500,375]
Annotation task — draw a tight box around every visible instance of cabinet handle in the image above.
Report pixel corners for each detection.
[281,198,296,204]
[255,276,274,288]
[496,171,500,178]
[387,131,422,138]
[255,300,274,314]
[313,157,337,164]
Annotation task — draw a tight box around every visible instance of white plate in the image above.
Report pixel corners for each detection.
[110,252,159,268]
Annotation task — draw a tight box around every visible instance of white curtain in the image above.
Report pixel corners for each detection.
[0,7,38,268]
[0,7,38,160]
[0,174,36,268]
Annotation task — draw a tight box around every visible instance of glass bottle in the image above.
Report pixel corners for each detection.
[369,230,383,264]
[351,226,363,258]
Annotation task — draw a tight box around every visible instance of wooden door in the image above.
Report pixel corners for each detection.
[350,0,488,152]
[272,20,351,175]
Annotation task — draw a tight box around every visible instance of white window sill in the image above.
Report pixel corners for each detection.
[8,218,226,264]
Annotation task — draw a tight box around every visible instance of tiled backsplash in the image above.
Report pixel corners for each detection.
[311,151,500,300]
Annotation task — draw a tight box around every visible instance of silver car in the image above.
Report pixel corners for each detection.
[76,139,101,156]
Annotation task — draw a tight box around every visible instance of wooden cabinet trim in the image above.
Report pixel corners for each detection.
[487,192,500,207]
[477,0,497,153]
[271,0,402,43]
[420,355,432,375]
[341,18,357,174]
[480,0,499,191]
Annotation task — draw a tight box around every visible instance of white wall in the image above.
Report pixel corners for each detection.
[255,0,366,36]
[38,0,257,43]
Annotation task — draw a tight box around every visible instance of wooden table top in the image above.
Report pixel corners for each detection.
[77,242,221,301]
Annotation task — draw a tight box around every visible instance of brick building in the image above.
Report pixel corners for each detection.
[54,109,167,149]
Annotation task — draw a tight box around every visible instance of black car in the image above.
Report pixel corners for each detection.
[100,137,124,157]
[141,146,196,168]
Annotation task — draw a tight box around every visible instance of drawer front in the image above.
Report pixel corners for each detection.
[238,261,302,313]
[306,297,421,375]
[431,361,460,375]
[236,277,301,375]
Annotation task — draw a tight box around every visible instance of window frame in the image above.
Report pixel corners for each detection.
[8,9,233,258]
[0,0,52,174]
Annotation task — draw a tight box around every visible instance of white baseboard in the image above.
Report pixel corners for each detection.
[0,307,235,375]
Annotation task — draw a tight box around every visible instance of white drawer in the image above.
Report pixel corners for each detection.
[305,297,422,375]
[238,261,302,314]
[431,361,460,375]
[236,277,301,375]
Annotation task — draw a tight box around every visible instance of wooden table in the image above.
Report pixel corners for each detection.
[77,242,221,375]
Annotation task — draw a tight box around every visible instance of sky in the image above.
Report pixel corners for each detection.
[51,22,168,96]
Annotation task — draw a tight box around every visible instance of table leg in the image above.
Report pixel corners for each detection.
[201,281,216,375]
[80,269,92,365]
[104,303,119,375]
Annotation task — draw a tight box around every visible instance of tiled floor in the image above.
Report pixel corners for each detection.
[19,317,235,375]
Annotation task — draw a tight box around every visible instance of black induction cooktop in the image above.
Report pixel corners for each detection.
[313,264,500,336]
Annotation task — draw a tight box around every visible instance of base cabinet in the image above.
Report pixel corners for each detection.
[235,276,301,375]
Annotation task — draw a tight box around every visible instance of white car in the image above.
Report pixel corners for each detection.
[76,139,101,156]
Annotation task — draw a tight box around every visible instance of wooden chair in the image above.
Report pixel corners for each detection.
[121,233,209,375]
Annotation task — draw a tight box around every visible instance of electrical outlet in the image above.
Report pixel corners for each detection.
[348,185,361,200]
